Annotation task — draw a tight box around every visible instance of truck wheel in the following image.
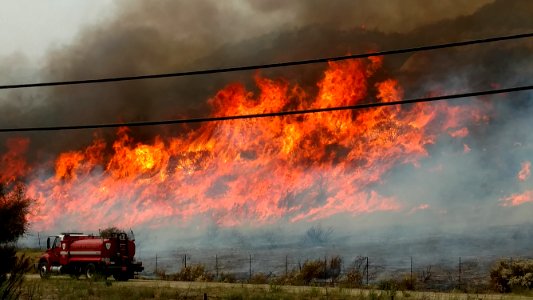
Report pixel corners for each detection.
[85,263,97,280]
[38,262,49,279]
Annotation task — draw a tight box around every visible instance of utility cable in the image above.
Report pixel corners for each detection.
[0,84,530,132]
[0,32,531,90]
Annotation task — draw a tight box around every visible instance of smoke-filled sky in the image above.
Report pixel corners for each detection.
[0,1,115,62]
[1,0,533,248]
[0,1,490,61]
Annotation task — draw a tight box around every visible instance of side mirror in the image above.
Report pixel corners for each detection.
[46,237,50,249]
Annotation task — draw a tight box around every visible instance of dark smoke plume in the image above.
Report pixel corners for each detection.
[1,0,533,254]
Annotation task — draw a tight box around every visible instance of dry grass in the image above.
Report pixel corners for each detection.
[17,248,42,274]
[18,277,533,300]
[16,249,533,299]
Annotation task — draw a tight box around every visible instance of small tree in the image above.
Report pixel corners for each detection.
[339,256,366,288]
[329,256,342,283]
[99,226,123,238]
[0,184,31,243]
[303,224,333,246]
[491,259,533,293]
[299,259,325,284]
[172,264,213,282]
[0,183,33,299]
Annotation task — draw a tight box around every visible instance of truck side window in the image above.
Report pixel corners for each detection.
[53,237,60,248]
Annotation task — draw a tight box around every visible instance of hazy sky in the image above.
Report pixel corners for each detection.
[0,0,115,62]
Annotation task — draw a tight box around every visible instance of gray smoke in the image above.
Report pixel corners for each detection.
[0,0,500,149]
[4,0,533,257]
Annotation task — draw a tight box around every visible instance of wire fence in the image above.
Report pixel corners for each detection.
[24,232,531,291]
[137,250,526,291]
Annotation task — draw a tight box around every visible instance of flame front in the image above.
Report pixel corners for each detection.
[1,58,483,230]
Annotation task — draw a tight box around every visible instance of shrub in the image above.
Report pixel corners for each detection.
[339,268,364,288]
[271,270,303,286]
[219,272,236,283]
[171,264,213,282]
[300,259,326,284]
[329,256,342,283]
[378,278,398,292]
[397,274,416,291]
[155,267,168,280]
[249,272,269,284]
[490,259,533,293]
[303,224,333,246]
[0,183,33,300]
[0,251,31,300]
[339,256,367,288]
[99,227,123,238]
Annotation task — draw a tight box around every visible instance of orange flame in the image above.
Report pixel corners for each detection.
[1,58,487,230]
[518,161,531,182]
[500,190,533,207]
[0,138,30,184]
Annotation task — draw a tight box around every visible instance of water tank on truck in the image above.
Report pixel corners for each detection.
[37,230,144,281]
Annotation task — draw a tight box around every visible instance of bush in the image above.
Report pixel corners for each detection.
[271,270,303,286]
[0,250,32,300]
[378,278,398,291]
[0,183,33,300]
[329,256,342,283]
[99,227,123,238]
[155,267,168,280]
[219,272,236,283]
[397,274,416,291]
[303,224,333,246]
[0,184,31,244]
[299,259,326,284]
[338,256,366,288]
[490,259,533,293]
[171,264,213,282]
[339,268,364,288]
[249,272,269,284]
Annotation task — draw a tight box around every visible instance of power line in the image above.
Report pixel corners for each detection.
[1,32,532,90]
[0,84,530,133]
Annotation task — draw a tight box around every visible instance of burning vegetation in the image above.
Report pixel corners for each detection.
[1,56,488,230]
[0,2,531,268]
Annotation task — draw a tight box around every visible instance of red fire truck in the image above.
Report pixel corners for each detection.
[37,231,144,281]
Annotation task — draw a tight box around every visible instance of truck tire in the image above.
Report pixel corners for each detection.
[38,262,49,279]
[85,263,97,280]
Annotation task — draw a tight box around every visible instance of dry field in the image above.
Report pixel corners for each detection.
[19,276,533,300]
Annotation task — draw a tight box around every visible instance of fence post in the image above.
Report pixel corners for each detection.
[285,255,288,277]
[249,254,252,281]
[215,254,219,280]
[410,256,413,284]
[155,254,158,274]
[458,257,462,287]
[366,256,369,286]
[324,255,327,286]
